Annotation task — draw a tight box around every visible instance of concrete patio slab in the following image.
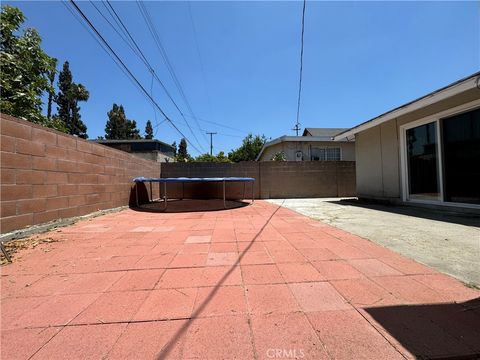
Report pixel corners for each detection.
[1,200,479,359]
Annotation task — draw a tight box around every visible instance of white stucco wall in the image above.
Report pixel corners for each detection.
[258,141,355,161]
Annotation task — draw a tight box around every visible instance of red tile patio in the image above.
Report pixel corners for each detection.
[1,200,479,359]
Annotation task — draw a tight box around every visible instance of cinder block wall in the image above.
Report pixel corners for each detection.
[0,114,160,233]
[161,161,356,199]
[160,162,260,200]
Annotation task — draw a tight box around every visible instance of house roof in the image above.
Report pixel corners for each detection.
[302,128,348,137]
[255,135,351,161]
[334,71,480,141]
[92,139,175,153]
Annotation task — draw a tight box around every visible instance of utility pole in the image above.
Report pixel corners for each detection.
[206,132,217,155]
[292,123,301,136]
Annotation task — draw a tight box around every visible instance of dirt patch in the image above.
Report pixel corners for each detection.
[0,236,60,265]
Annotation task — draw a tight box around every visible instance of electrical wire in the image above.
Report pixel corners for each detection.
[67,0,203,154]
[136,0,209,145]
[90,0,167,134]
[182,114,249,134]
[187,1,215,126]
[91,0,246,138]
[295,0,306,133]
[105,0,206,153]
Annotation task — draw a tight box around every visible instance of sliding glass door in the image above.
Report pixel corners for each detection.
[405,121,441,201]
[403,106,480,206]
[442,108,480,204]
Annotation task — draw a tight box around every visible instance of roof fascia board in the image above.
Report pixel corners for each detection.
[334,75,479,140]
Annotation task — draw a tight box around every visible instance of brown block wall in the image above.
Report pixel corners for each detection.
[160,162,260,200]
[1,114,160,233]
[161,161,356,199]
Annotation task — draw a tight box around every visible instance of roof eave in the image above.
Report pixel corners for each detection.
[334,73,480,141]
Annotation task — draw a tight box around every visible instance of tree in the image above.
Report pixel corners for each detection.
[144,120,153,139]
[56,61,89,138]
[271,151,287,161]
[216,151,231,162]
[171,141,177,157]
[228,134,267,162]
[105,103,141,140]
[194,151,232,163]
[126,119,141,139]
[105,103,126,140]
[46,57,57,119]
[176,138,191,162]
[0,5,60,129]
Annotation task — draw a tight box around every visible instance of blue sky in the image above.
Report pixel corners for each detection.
[6,1,480,156]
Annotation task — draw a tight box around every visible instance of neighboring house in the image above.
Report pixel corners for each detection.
[256,128,355,161]
[302,128,348,137]
[334,72,480,209]
[93,139,175,163]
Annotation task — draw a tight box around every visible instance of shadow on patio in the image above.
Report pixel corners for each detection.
[364,297,480,359]
[131,199,250,213]
[327,199,480,227]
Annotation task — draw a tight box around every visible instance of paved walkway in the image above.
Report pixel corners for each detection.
[1,200,479,359]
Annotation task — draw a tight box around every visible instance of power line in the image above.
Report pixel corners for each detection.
[89,1,137,54]
[136,0,209,145]
[91,1,245,139]
[294,0,306,136]
[183,114,249,134]
[173,118,243,138]
[89,1,169,135]
[67,0,203,154]
[187,1,214,122]
[104,0,207,153]
[62,1,149,102]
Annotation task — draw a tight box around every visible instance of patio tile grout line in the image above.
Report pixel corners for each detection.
[267,214,338,359]
[270,203,413,359]
[236,226,259,360]
[152,202,283,359]
[26,290,105,360]
[24,235,170,360]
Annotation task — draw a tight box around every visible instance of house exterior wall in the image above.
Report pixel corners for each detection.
[355,87,480,203]
[258,141,355,161]
[129,151,174,163]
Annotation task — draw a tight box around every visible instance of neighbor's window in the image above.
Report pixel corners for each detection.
[311,147,341,161]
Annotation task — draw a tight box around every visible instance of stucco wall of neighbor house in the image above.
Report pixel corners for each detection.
[0,114,161,233]
[130,151,174,163]
[258,141,355,161]
[355,87,480,202]
[161,161,356,199]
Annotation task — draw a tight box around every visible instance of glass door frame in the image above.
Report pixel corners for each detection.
[399,99,480,208]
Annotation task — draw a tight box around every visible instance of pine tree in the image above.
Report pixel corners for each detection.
[171,141,177,156]
[56,61,89,138]
[105,103,127,140]
[105,103,141,140]
[127,119,141,139]
[177,138,190,162]
[144,120,153,139]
